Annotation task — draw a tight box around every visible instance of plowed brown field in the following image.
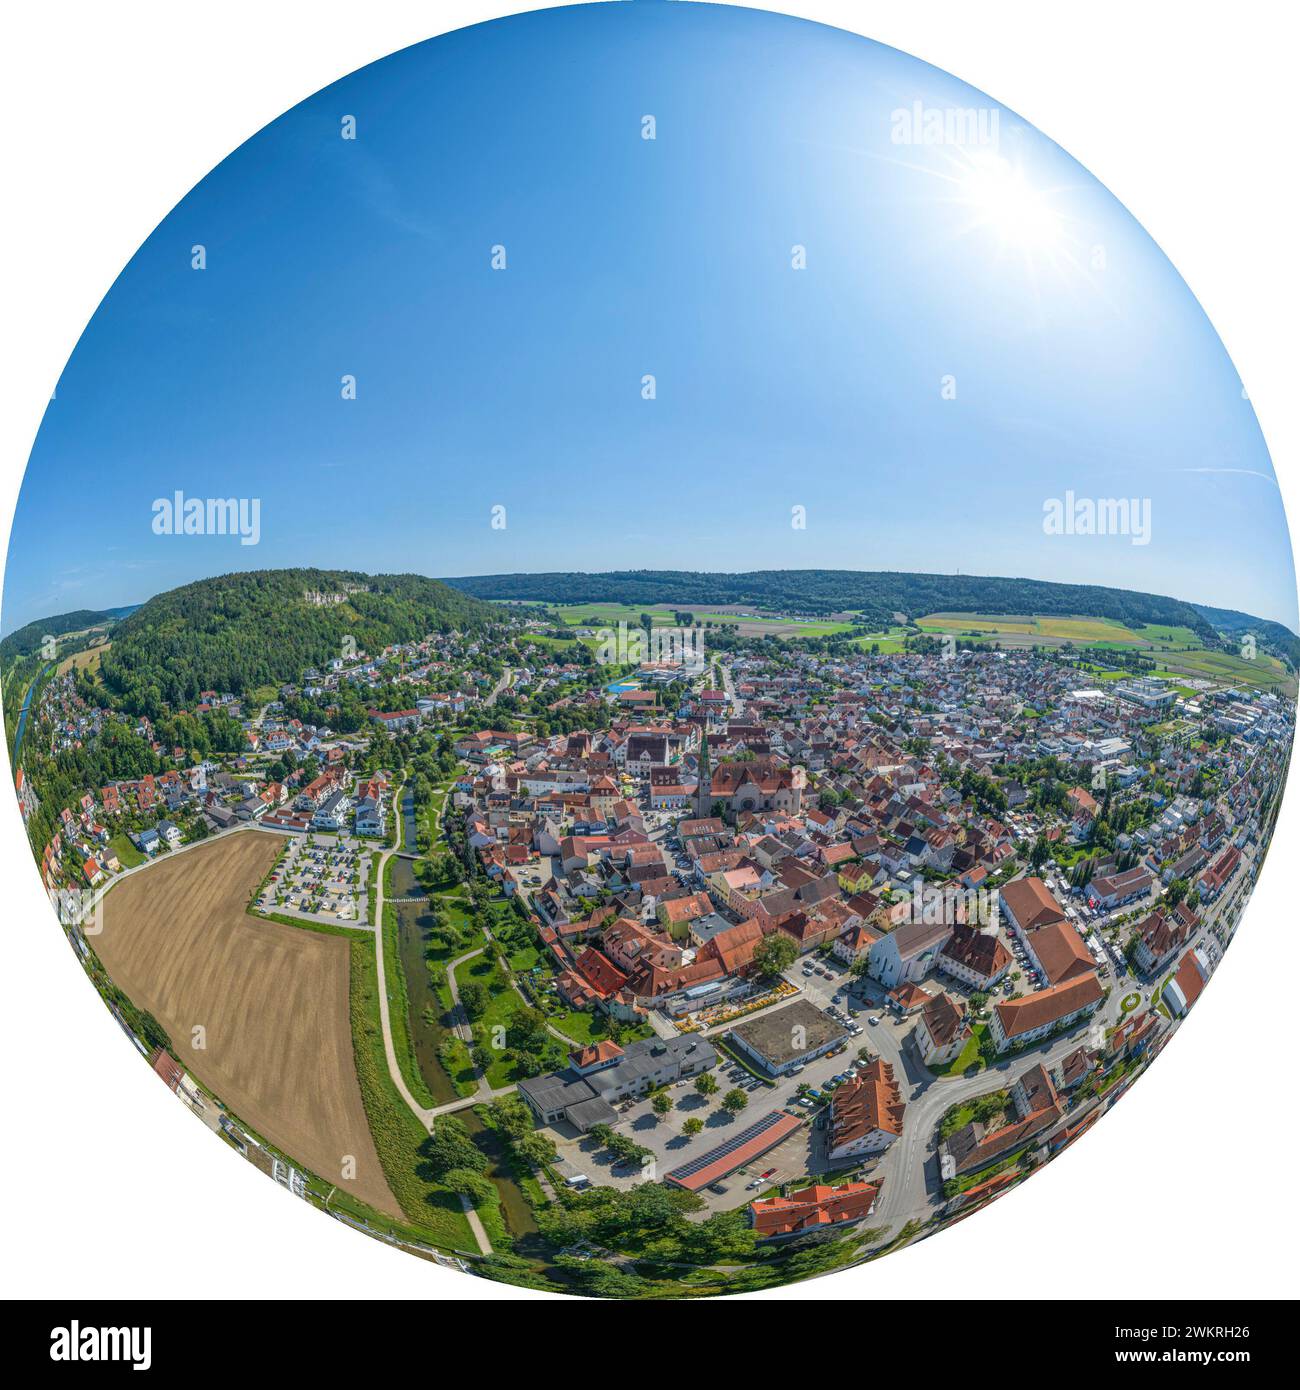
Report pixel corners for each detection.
[93,830,398,1217]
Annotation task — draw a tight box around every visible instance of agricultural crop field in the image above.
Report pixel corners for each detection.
[93,830,399,1217]
[918,611,1295,695]
[55,640,110,676]
[541,601,855,638]
[917,612,1148,645]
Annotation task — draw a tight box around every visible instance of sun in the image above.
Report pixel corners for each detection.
[956,151,1066,251]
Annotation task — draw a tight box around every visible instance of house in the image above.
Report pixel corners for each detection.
[945,1063,1063,1175]
[659,891,713,937]
[832,920,881,967]
[701,759,804,817]
[828,1059,905,1160]
[1020,918,1096,988]
[749,1181,881,1243]
[1131,907,1193,977]
[1198,846,1241,902]
[1066,785,1099,824]
[312,789,353,831]
[370,709,422,733]
[1107,1010,1162,1061]
[354,794,386,837]
[913,991,971,1066]
[887,981,931,1017]
[1086,865,1154,910]
[988,972,1103,1052]
[937,923,1012,991]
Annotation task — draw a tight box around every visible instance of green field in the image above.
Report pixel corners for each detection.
[918,611,1294,695]
[918,612,1147,644]
[108,832,145,869]
[537,602,855,639]
[1151,648,1292,694]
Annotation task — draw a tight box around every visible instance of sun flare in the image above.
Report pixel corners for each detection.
[958,152,1066,250]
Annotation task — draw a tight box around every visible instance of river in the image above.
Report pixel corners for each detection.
[10,660,53,763]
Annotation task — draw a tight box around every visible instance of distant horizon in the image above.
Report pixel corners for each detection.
[5,559,1296,640]
[4,4,1296,636]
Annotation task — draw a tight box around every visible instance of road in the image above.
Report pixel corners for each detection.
[868,839,1259,1231]
[716,658,740,714]
[369,781,501,1255]
[483,668,516,708]
[868,1011,1111,1229]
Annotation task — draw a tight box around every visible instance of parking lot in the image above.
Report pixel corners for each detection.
[549,965,893,1212]
[259,833,368,923]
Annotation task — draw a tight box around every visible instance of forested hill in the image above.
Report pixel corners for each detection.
[445,569,1219,637]
[1192,603,1300,667]
[99,569,499,715]
[0,606,133,665]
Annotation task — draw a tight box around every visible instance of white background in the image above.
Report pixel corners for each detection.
[1,0,1296,1303]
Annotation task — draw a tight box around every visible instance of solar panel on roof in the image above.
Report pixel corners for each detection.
[665,1110,796,1182]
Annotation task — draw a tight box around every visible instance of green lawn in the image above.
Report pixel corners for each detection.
[547,1007,652,1047]
[929,1023,989,1078]
[108,832,145,869]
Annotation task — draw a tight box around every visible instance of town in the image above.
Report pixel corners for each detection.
[13,599,1292,1295]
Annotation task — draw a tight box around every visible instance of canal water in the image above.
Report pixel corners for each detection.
[392,790,539,1242]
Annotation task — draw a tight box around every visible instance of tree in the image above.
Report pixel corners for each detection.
[138,1011,171,1053]
[753,932,798,979]
[683,1116,704,1137]
[515,1132,558,1169]
[722,1088,749,1114]
[444,1168,495,1206]
[422,1117,486,1179]
[651,1091,673,1116]
[506,1005,549,1056]
[487,1095,534,1140]
[459,980,489,1020]
[695,1072,719,1096]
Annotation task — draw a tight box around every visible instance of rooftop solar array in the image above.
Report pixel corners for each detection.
[665,1109,802,1189]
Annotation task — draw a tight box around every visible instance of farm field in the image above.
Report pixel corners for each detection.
[919,611,1295,695]
[917,612,1147,645]
[849,625,912,654]
[540,601,855,639]
[93,829,400,1218]
[56,640,110,676]
[1152,647,1293,695]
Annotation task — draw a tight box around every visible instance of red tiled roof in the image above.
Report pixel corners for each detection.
[749,1181,880,1237]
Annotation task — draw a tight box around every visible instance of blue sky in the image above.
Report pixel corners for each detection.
[5,0,1296,632]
